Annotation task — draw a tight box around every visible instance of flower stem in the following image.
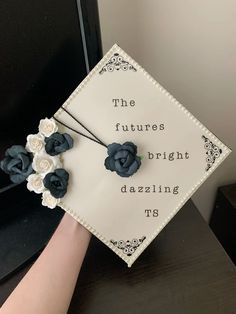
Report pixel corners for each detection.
[60,107,107,148]
[53,116,107,148]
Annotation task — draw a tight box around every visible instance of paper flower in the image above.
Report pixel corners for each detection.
[43,168,69,198]
[0,145,33,183]
[0,116,72,209]
[38,118,58,137]
[105,142,141,177]
[42,190,59,209]
[45,132,73,156]
[32,153,61,174]
[27,173,45,194]
[26,133,45,154]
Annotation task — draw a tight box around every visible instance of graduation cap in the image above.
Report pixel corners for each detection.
[1,44,231,267]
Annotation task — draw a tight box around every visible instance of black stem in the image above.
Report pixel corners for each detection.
[61,106,107,148]
[53,116,107,148]
[0,182,20,194]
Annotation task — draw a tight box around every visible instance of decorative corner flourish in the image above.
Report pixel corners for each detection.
[99,53,137,74]
[110,236,146,256]
[202,135,222,171]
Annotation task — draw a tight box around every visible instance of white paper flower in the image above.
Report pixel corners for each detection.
[27,173,45,194]
[26,133,45,154]
[38,118,58,137]
[42,190,59,209]
[32,153,61,174]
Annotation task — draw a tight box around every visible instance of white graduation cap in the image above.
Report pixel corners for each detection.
[5,44,230,267]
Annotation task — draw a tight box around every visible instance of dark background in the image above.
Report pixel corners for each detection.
[0,0,102,182]
[0,0,102,222]
[0,0,102,281]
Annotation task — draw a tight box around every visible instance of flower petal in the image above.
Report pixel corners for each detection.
[116,171,130,177]
[107,143,121,157]
[123,154,135,168]
[6,159,20,173]
[104,157,116,171]
[127,159,141,175]
[55,168,69,181]
[6,145,27,158]
[122,142,137,154]
[115,160,128,173]
[114,150,129,160]
[10,173,26,184]
[64,133,74,149]
[20,154,31,170]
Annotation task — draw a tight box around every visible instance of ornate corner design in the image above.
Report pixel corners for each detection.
[110,236,146,256]
[99,53,137,74]
[202,135,222,171]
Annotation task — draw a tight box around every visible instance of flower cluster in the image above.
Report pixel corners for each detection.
[0,118,73,209]
[26,118,73,208]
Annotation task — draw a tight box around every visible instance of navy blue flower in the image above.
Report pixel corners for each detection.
[43,168,69,198]
[105,142,141,177]
[45,132,73,156]
[0,145,33,183]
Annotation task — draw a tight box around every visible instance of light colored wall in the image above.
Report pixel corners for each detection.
[98,0,236,221]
